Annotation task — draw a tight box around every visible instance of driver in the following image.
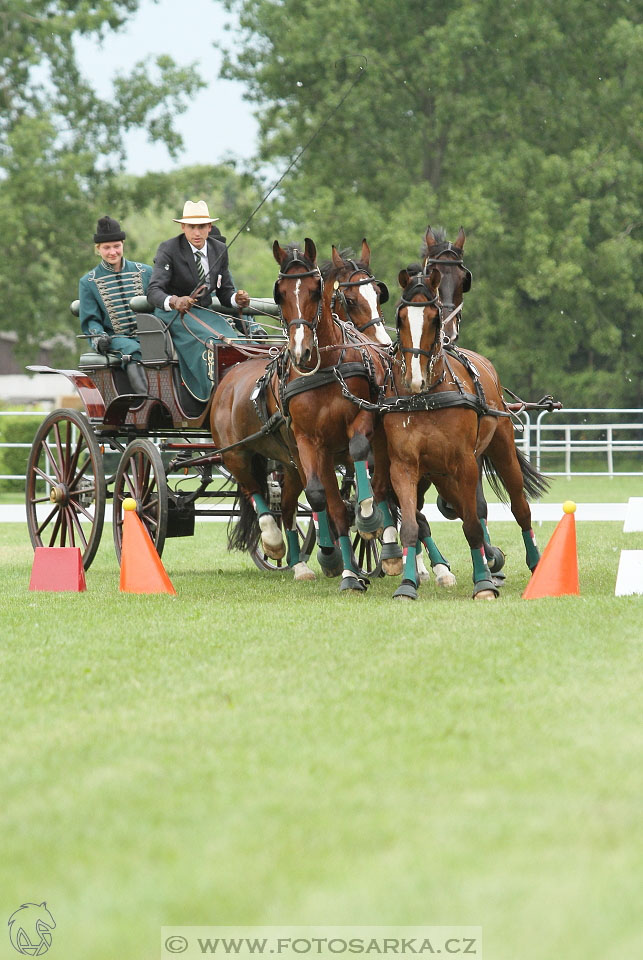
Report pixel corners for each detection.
[146,200,267,404]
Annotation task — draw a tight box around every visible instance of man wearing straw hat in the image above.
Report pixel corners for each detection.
[147,200,267,405]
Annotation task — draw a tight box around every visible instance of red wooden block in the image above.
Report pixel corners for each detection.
[29,547,87,592]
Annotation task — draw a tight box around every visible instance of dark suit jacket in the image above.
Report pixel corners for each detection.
[147,233,236,310]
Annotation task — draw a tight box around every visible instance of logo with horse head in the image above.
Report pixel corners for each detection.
[8,903,56,956]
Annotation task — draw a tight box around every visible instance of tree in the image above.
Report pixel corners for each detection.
[0,1,204,364]
[220,0,642,406]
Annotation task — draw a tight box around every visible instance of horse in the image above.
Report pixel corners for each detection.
[382,266,548,600]
[408,224,507,583]
[209,239,400,582]
[271,237,406,592]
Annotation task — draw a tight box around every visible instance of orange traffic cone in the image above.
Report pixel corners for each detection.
[522,500,579,599]
[119,498,176,595]
[29,546,87,592]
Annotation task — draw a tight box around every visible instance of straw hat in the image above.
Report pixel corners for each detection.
[173,200,219,224]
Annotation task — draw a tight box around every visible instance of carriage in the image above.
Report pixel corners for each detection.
[24,295,382,577]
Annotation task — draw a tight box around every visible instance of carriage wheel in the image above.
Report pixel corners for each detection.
[25,409,106,570]
[112,439,168,561]
[351,531,383,579]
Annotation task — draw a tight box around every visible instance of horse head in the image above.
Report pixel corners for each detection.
[272,238,322,369]
[324,240,392,347]
[422,225,471,343]
[395,265,442,394]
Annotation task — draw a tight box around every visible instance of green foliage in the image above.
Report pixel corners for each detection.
[220,0,642,406]
[0,1,204,363]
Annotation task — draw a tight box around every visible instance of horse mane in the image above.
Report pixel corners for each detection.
[280,242,315,268]
[320,248,368,283]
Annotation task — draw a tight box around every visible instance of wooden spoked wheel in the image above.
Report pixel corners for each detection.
[25,409,106,570]
[112,439,168,561]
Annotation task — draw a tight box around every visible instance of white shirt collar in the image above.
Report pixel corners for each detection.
[188,241,208,260]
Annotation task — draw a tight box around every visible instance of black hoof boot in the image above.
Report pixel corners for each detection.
[355,503,384,539]
[436,495,459,520]
[393,579,418,600]
[339,574,368,592]
[317,546,343,578]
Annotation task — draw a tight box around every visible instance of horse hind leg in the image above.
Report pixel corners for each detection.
[416,511,457,588]
[481,435,546,572]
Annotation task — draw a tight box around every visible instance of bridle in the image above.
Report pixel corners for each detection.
[274,253,324,375]
[395,275,444,386]
[330,260,389,335]
[424,241,471,341]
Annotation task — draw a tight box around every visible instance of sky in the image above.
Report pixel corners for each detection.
[74,0,259,175]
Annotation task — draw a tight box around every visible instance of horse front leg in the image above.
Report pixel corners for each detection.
[389,460,421,600]
[348,412,384,540]
[280,466,315,581]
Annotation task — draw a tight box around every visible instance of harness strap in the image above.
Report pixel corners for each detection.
[282,360,369,413]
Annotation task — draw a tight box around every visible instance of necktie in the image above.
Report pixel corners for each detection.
[194,251,206,285]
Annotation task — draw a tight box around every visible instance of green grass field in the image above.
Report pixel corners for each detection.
[1,480,642,960]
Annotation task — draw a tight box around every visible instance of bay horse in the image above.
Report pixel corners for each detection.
[382,266,547,600]
[410,224,507,583]
[271,237,401,592]
[209,239,401,582]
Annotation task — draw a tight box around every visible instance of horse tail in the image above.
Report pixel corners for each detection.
[227,454,269,552]
[481,447,550,503]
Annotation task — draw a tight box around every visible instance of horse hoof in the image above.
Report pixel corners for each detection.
[293,562,316,581]
[492,571,507,588]
[382,557,404,577]
[262,538,286,560]
[472,578,499,600]
[435,569,457,588]
[340,575,367,593]
[393,580,418,600]
[474,589,497,601]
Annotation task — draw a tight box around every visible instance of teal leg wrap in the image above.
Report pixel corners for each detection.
[251,493,270,517]
[522,528,540,570]
[354,459,373,503]
[403,545,418,586]
[314,509,335,549]
[286,529,300,567]
[422,535,449,568]
[480,517,492,545]
[338,535,357,573]
[378,500,395,528]
[471,546,492,583]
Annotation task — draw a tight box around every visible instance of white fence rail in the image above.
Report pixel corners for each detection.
[1,406,642,482]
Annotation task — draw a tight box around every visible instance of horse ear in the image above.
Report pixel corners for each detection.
[331,245,344,268]
[398,269,410,289]
[456,226,466,249]
[425,225,437,247]
[304,237,317,263]
[360,238,370,267]
[273,240,286,265]
[427,266,442,292]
